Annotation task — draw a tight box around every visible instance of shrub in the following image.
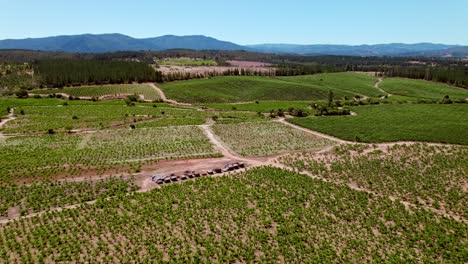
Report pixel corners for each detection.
[15,89,29,98]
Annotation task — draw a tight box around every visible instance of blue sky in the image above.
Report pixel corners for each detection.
[1,0,467,45]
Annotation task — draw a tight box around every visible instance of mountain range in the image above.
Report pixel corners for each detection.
[0,33,467,57]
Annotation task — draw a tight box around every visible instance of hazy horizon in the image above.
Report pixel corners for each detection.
[1,0,467,45]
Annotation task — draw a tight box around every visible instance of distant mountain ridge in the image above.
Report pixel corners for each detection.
[0,33,466,57]
[0,34,245,53]
[246,43,460,56]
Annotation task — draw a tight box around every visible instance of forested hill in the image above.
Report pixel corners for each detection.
[0,34,245,53]
[1,34,467,57]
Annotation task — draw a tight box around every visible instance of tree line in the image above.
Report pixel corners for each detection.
[34,59,162,87]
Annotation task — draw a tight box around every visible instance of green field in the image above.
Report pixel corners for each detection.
[289,104,468,144]
[31,84,160,101]
[212,121,331,156]
[159,73,378,103]
[0,126,219,183]
[0,167,465,263]
[158,58,217,66]
[380,78,468,100]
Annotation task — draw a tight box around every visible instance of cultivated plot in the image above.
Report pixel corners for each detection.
[289,104,468,145]
[159,73,377,103]
[0,126,219,183]
[380,78,468,100]
[278,143,468,218]
[211,121,332,156]
[1,99,206,134]
[0,167,464,263]
[31,84,161,101]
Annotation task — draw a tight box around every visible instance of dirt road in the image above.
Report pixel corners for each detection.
[0,108,16,139]
[148,83,192,106]
[374,77,391,96]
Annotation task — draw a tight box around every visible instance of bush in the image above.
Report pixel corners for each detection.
[15,89,29,98]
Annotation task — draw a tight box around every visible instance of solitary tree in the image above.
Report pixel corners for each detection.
[327,90,334,107]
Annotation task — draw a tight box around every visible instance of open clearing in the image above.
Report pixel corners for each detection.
[158,57,218,66]
[289,104,468,145]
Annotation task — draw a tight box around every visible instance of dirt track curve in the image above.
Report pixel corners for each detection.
[148,83,192,106]
[0,108,15,139]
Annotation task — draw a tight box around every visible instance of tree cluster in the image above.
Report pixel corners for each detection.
[34,59,163,87]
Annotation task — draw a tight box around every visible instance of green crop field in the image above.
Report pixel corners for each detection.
[30,84,161,101]
[158,58,217,66]
[0,167,465,263]
[212,121,332,156]
[380,78,468,100]
[0,126,220,183]
[289,104,468,144]
[159,73,378,103]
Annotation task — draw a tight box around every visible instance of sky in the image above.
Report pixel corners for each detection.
[1,0,467,45]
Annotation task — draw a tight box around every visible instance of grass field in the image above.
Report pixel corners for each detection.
[159,73,378,103]
[289,104,468,144]
[212,121,331,156]
[380,78,468,100]
[158,58,217,66]
[0,126,219,183]
[31,84,160,101]
[0,167,464,263]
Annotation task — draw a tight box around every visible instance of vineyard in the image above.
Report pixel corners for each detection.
[278,143,468,218]
[211,121,332,156]
[0,126,220,183]
[0,177,138,217]
[289,104,468,145]
[1,99,208,134]
[158,73,378,103]
[30,84,161,101]
[1,63,467,263]
[0,167,465,263]
[380,77,468,100]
